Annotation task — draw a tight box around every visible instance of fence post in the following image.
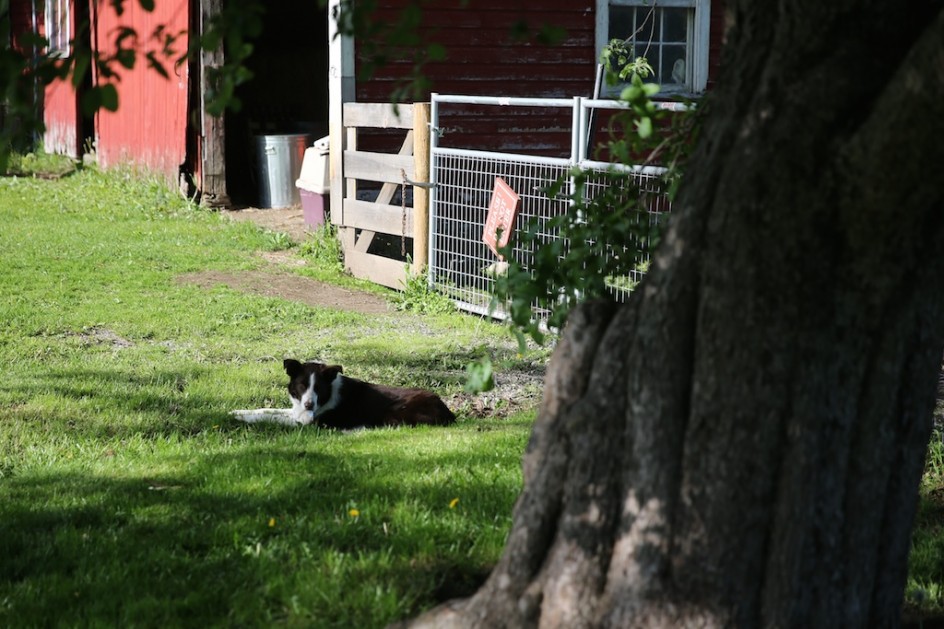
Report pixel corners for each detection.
[412,103,431,275]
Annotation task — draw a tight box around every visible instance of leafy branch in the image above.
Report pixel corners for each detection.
[488,51,696,349]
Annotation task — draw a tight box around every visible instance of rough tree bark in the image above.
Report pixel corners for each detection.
[400,1,944,627]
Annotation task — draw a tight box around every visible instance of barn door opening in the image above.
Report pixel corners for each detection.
[223,0,330,208]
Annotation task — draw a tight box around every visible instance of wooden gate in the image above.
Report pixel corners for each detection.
[332,102,430,290]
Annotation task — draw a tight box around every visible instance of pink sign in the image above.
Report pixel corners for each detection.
[482,177,521,259]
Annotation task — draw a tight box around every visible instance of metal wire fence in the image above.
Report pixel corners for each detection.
[428,94,672,319]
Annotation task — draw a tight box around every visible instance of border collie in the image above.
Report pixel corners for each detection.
[232,359,456,429]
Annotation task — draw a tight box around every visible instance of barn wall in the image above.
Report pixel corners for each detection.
[357,0,596,100]
[707,0,725,89]
[43,78,80,157]
[357,0,595,156]
[94,0,190,181]
[40,0,80,158]
[356,0,726,156]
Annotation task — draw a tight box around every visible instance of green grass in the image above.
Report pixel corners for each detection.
[906,430,944,620]
[4,163,943,626]
[0,166,538,627]
[3,148,78,178]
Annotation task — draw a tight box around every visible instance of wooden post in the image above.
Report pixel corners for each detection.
[328,0,354,226]
[199,0,229,206]
[412,103,431,275]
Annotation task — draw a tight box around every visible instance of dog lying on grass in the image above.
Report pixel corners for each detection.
[232,359,456,429]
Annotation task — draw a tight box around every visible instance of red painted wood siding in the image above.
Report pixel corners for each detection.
[356,0,594,156]
[43,78,81,157]
[707,0,726,89]
[356,0,726,156]
[94,0,189,180]
[42,0,81,157]
[357,0,596,100]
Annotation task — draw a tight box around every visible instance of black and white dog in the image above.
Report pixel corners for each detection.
[233,359,456,429]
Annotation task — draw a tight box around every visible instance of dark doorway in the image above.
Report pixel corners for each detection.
[224,0,330,206]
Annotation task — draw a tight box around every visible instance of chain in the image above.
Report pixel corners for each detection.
[401,180,407,258]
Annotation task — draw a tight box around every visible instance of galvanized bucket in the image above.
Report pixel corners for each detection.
[253,134,310,208]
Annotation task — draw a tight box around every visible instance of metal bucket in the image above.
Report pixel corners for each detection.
[253,133,310,208]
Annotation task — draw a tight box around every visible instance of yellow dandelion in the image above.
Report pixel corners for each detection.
[449,498,460,509]
[349,508,360,518]
[268,518,276,527]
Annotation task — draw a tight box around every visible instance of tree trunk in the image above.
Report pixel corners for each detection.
[399,2,944,627]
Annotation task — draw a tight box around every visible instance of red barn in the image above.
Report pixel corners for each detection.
[11,0,724,203]
[354,0,724,156]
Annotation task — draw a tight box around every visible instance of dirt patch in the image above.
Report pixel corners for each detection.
[188,206,400,316]
[177,270,392,317]
[447,363,545,420]
[222,207,313,243]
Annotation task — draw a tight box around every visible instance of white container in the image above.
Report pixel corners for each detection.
[296,136,330,195]
[296,136,330,227]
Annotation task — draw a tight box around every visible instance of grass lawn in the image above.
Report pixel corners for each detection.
[0,165,541,627]
[2,161,943,626]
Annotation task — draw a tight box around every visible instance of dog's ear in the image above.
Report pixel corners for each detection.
[322,364,343,381]
[283,359,303,377]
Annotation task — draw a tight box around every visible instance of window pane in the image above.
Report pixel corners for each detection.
[45,0,69,53]
[664,8,688,43]
[661,44,687,85]
[608,6,636,42]
[607,3,693,90]
[636,7,656,45]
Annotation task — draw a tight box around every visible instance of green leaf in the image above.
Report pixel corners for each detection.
[201,30,222,52]
[464,357,495,394]
[636,116,653,139]
[426,43,446,62]
[71,51,91,88]
[536,24,567,46]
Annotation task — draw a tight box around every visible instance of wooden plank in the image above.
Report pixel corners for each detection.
[344,127,357,220]
[339,226,357,250]
[343,151,414,184]
[353,229,376,253]
[343,102,414,129]
[345,250,408,291]
[374,131,414,206]
[343,199,414,235]
[329,0,354,225]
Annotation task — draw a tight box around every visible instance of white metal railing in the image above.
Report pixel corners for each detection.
[428,93,675,317]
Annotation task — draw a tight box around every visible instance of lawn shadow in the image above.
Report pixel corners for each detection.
[0,434,524,626]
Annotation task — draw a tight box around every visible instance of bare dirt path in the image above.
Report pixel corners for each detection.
[176,268,392,317]
[196,207,392,316]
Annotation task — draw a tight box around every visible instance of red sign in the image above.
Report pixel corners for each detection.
[482,177,521,259]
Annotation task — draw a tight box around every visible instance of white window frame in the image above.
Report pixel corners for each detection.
[45,0,71,56]
[596,0,710,96]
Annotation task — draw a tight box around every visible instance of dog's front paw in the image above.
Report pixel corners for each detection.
[231,409,262,423]
[232,409,299,425]
[292,411,316,426]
